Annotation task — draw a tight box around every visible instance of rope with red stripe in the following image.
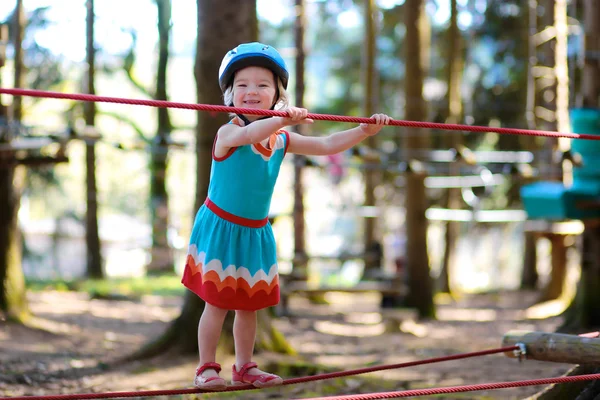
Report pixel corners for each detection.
[1,345,518,400]
[298,373,600,400]
[1,87,600,140]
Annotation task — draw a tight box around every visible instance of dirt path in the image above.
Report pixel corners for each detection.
[0,290,575,399]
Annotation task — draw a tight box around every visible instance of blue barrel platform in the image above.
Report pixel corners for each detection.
[520,108,600,220]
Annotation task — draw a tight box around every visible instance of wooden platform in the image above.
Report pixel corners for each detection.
[426,208,527,222]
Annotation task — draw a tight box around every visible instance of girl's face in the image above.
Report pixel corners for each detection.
[232,66,277,121]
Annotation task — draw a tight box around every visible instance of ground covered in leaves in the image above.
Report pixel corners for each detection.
[0,290,577,399]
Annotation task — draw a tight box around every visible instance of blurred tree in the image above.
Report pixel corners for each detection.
[468,1,529,150]
[402,0,435,318]
[561,0,600,331]
[147,0,175,275]
[84,0,103,280]
[0,1,79,318]
[125,0,293,360]
[0,125,27,323]
[292,0,308,281]
[438,0,464,295]
[540,0,571,303]
[0,0,28,322]
[105,0,176,276]
[524,3,600,396]
[362,0,381,278]
[520,0,541,290]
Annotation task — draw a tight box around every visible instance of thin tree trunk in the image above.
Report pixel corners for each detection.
[555,0,571,187]
[292,0,308,282]
[0,1,28,321]
[85,0,103,279]
[539,234,567,301]
[521,232,539,289]
[148,0,174,275]
[402,0,435,318]
[12,0,23,122]
[0,162,27,322]
[561,0,600,332]
[521,0,540,289]
[362,0,381,278]
[438,0,463,295]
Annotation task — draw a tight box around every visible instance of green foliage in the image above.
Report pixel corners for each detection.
[467,0,529,150]
[4,6,68,91]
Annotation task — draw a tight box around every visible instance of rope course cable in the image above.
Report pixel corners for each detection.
[297,373,600,400]
[1,87,600,140]
[0,345,519,400]
[2,88,599,399]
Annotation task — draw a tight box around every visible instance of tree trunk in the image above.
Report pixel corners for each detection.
[0,0,28,323]
[12,0,23,122]
[561,0,600,332]
[402,0,435,319]
[521,232,539,289]
[539,234,567,301]
[438,0,463,295]
[148,0,175,275]
[292,0,308,281]
[129,0,294,360]
[520,0,540,289]
[193,0,254,354]
[0,150,28,322]
[85,0,103,279]
[362,0,381,278]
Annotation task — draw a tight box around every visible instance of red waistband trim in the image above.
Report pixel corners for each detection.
[204,198,268,228]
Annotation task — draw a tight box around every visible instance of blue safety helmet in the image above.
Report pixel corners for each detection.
[218,42,289,92]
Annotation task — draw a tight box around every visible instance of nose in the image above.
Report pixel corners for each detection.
[246,84,258,94]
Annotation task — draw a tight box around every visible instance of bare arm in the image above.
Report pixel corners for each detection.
[287,113,390,156]
[215,108,313,152]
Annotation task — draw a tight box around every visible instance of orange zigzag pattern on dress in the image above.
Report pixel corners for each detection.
[203,270,279,297]
[186,255,279,297]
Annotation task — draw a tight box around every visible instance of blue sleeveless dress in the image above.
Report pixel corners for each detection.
[182,118,289,311]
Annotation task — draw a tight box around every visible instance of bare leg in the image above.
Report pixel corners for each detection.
[233,309,257,368]
[197,303,228,379]
[233,309,275,377]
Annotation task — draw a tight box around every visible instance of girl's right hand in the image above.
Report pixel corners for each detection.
[283,107,314,125]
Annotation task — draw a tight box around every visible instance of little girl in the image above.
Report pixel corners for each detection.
[181,42,390,390]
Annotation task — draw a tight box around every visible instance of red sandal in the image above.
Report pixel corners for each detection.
[194,362,227,391]
[232,362,283,388]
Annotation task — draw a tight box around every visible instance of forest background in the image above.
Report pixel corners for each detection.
[1,0,600,399]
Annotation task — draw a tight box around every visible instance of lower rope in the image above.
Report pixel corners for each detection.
[1,87,600,140]
[297,373,600,400]
[0,345,518,400]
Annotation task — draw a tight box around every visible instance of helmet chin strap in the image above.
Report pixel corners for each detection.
[237,113,274,126]
[232,96,279,126]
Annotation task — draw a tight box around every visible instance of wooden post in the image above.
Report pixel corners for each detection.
[539,233,568,301]
[503,330,600,365]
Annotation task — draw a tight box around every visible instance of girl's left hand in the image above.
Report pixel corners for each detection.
[360,113,391,136]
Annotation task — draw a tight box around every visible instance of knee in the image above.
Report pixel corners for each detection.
[203,303,229,320]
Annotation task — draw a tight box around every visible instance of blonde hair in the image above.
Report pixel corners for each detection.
[223,77,290,117]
